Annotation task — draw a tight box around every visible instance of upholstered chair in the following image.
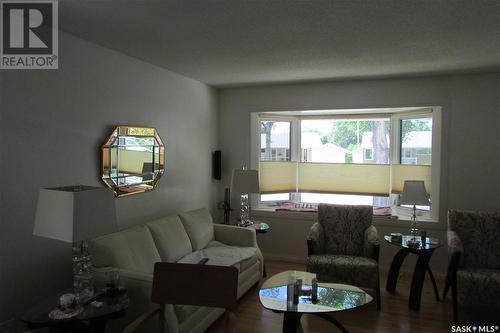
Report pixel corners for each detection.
[443,209,500,322]
[306,203,380,310]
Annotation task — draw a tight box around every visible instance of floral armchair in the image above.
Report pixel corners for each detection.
[443,210,500,322]
[306,204,380,310]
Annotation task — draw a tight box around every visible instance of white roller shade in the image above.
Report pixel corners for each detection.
[391,164,432,194]
[260,161,297,194]
[298,162,391,196]
[260,161,432,197]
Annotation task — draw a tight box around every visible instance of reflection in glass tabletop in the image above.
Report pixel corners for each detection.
[259,271,372,313]
[384,235,442,250]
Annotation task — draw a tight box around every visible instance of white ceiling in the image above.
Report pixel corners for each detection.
[59,0,500,87]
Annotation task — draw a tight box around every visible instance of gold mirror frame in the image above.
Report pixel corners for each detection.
[101,126,165,197]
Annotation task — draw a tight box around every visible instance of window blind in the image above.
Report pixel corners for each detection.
[298,162,391,196]
[390,164,432,194]
[260,161,297,194]
[260,161,432,196]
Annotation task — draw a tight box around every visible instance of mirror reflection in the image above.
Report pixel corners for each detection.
[102,126,165,197]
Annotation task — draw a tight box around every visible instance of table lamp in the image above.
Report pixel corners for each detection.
[399,180,429,244]
[231,167,260,227]
[33,185,117,303]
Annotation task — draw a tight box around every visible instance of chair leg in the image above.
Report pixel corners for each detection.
[442,279,450,300]
[443,268,451,299]
[159,305,166,333]
[376,280,381,311]
[451,274,459,323]
[224,310,236,333]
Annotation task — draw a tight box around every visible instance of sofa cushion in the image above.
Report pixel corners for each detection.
[177,242,257,270]
[206,241,258,271]
[179,208,214,251]
[90,225,160,274]
[147,215,193,262]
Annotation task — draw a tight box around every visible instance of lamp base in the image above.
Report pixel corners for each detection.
[409,205,419,242]
[72,240,94,304]
[239,193,253,227]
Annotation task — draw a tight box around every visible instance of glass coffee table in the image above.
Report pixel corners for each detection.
[259,271,372,333]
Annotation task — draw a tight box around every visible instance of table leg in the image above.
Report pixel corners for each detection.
[386,248,409,292]
[68,318,107,333]
[426,265,440,301]
[316,313,349,333]
[282,312,300,333]
[409,249,434,311]
[89,318,107,333]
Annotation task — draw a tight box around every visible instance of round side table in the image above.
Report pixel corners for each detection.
[384,234,442,311]
[248,222,270,234]
[22,291,129,333]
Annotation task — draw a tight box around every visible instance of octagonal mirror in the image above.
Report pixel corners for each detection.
[101,126,165,197]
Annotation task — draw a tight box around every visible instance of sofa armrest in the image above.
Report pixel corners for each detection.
[214,224,265,280]
[307,223,325,256]
[363,225,380,261]
[214,224,257,248]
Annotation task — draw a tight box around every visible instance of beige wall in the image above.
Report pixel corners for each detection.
[218,72,500,275]
[0,32,218,321]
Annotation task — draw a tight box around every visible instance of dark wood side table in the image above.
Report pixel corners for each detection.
[384,234,441,311]
[21,291,129,333]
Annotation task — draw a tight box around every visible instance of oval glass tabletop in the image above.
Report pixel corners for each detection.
[259,271,372,313]
[384,235,442,250]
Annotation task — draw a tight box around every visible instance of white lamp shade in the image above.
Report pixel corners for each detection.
[231,169,260,194]
[399,180,430,206]
[33,186,117,243]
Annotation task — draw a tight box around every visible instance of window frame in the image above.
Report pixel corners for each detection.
[250,107,441,222]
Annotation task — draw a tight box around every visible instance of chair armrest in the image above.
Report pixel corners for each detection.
[447,230,463,270]
[214,224,257,248]
[363,225,380,262]
[307,223,325,256]
[122,308,161,333]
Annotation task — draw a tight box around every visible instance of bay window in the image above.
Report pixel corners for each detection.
[251,107,441,221]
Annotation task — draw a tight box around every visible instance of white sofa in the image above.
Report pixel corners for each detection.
[90,208,264,333]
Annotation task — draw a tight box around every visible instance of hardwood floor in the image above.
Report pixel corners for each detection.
[208,260,454,333]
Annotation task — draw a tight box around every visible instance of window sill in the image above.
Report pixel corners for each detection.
[252,207,444,230]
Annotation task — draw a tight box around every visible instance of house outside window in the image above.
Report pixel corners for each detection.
[364,148,373,160]
[251,107,441,221]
